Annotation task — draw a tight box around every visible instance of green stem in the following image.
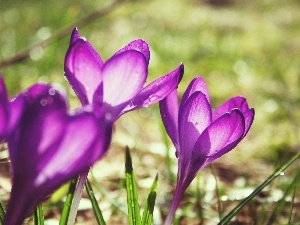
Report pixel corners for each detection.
[67,170,89,225]
[85,178,106,225]
[60,177,79,225]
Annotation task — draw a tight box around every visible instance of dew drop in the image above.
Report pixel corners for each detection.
[48,88,56,96]
[40,98,47,106]
[105,113,112,121]
[149,95,159,102]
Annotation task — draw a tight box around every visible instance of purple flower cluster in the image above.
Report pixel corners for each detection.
[0,28,254,224]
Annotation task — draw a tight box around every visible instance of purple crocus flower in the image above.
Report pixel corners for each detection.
[64,28,184,123]
[0,76,24,141]
[160,77,255,224]
[4,84,112,225]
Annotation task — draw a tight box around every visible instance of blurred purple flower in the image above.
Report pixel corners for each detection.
[4,84,112,225]
[65,28,184,123]
[160,77,255,224]
[0,76,24,141]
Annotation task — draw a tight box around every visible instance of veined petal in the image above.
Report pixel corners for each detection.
[193,109,245,164]
[181,77,210,107]
[178,92,212,168]
[243,108,255,136]
[122,63,184,114]
[65,38,104,105]
[159,89,179,151]
[102,50,148,121]
[114,39,150,64]
[213,96,249,121]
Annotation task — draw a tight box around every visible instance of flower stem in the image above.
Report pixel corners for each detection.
[67,169,89,225]
[164,185,184,225]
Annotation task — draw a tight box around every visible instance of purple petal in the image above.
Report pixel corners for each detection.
[181,77,210,107]
[69,28,81,44]
[212,96,254,136]
[101,50,148,121]
[159,89,179,151]
[5,84,111,225]
[178,92,212,175]
[65,38,104,105]
[0,77,9,138]
[122,63,184,114]
[213,96,249,121]
[6,95,25,137]
[243,108,255,137]
[193,109,245,164]
[114,39,150,64]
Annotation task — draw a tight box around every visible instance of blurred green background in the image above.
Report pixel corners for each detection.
[1,0,300,223]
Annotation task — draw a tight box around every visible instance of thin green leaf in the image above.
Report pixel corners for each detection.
[267,172,300,225]
[159,118,175,181]
[85,178,106,225]
[33,203,44,225]
[288,185,296,225]
[90,170,127,214]
[210,164,222,220]
[218,151,300,225]
[125,146,141,225]
[59,177,78,225]
[142,173,158,225]
[0,201,5,224]
[195,174,204,224]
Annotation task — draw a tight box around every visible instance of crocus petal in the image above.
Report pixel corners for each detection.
[193,109,245,162]
[243,108,255,136]
[6,96,25,137]
[0,77,9,138]
[5,84,111,225]
[65,38,104,105]
[212,96,255,136]
[159,89,180,151]
[181,77,210,107]
[122,63,184,114]
[0,77,25,141]
[114,39,150,64]
[213,96,249,121]
[101,50,148,121]
[178,92,212,178]
[69,28,81,44]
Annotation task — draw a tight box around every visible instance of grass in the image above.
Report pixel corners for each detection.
[0,0,300,224]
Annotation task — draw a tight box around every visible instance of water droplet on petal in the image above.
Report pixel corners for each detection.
[105,113,112,121]
[48,88,56,95]
[40,98,47,106]
[149,95,159,103]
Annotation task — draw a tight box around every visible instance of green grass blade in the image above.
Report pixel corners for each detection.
[218,151,300,225]
[0,202,4,224]
[85,178,106,225]
[90,170,127,214]
[141,173,158,225]
[195,174,204,224]
[159,118,174,181]
[33,204,44,225]
[210,164,222,220]
[125,146,141,225]
[59,177,78,225]
[288,186,296,225]
[267,172,300,225]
